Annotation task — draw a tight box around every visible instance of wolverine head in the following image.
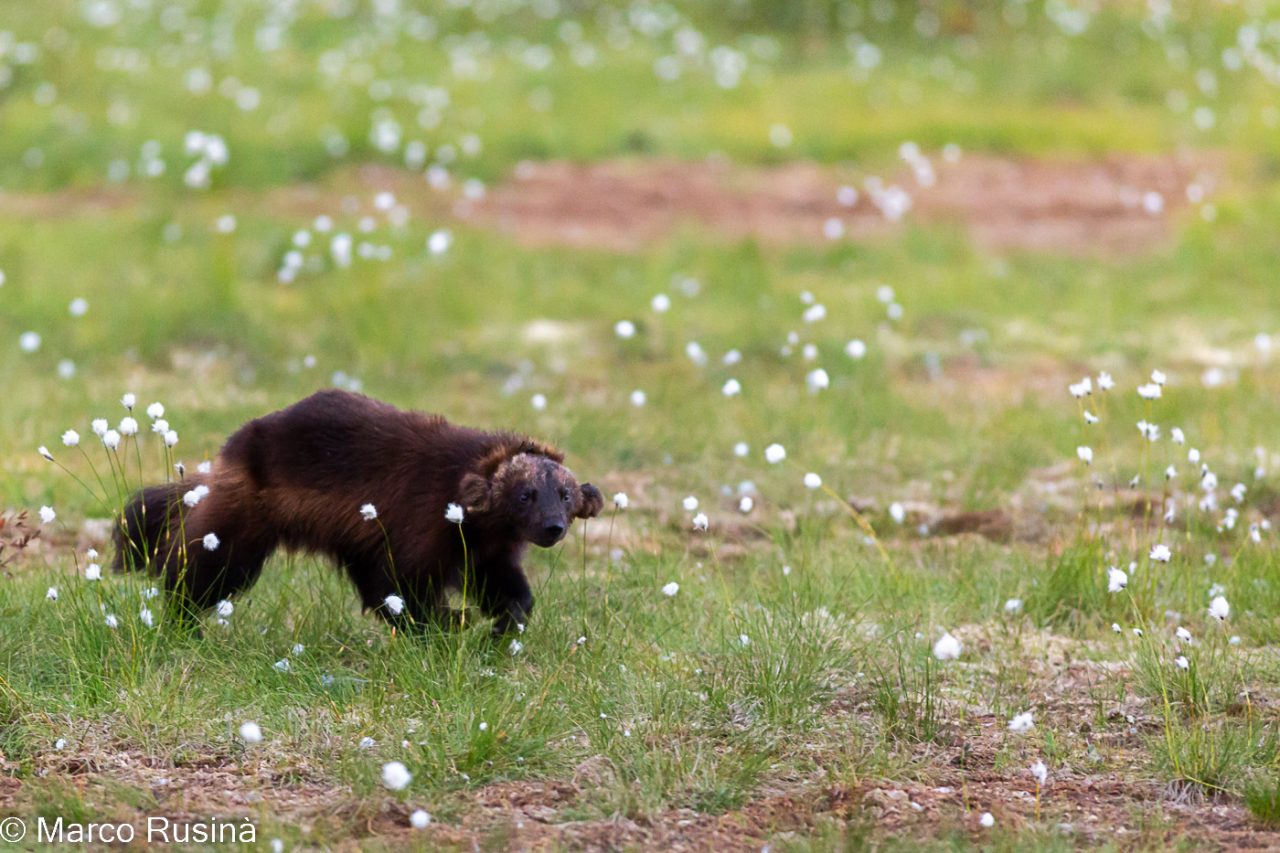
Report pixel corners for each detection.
[459,445,603,547]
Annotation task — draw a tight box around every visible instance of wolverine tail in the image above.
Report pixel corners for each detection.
[112,482,187,574]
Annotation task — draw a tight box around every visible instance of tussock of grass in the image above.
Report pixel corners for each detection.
[1245,776,1280,827]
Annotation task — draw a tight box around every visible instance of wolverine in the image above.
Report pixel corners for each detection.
[113,390,604,634]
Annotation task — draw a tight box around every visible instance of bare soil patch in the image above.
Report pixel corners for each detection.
[2,153,1217,257]
[455,153,1218,255]
[0,187,134,218]
[918,152,1217,255]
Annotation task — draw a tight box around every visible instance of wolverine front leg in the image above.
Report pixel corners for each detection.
[473,559,534,636]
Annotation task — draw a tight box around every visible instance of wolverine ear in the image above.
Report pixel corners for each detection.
[459,472,493,514]
[575,483,604,519]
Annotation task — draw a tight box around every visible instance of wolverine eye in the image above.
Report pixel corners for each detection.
[521,490,535,503]
[560,489,571,502]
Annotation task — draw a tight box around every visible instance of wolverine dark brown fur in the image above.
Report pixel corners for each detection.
[112,390,603,633]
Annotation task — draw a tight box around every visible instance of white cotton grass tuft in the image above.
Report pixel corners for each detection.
[427,229,452,256]
[1150,543,1172,563]
[203,532,220,551]
[979,812,995,828]
[445,503,465,523]
[1107,567,1128,593]
[1030,760,1048,786]
[612,492,629,510]
[932,631,962,661]
[1003,598,1023,614]
[803,472,822,489]
[384,595,405,616]
[1209,595,1230,621]
[46,587,58,601]
[239,721,263,744]
[85,563,102,581]
[662,581,679,597]
[1175,655,1190,670]
[378,758,409,788]
[691,512,709,531]
[764,443,786,464]
[19,331,42,353]
[121,393,136,410]
[39,506,56,524]
[1008,711,1035,733]
[682,496,699,511]
[119,416,139,436]
[360,503,378,520]
[103,430,121,450]
[62,429,80,447]
[614,319,636,339]
[1076,446,1093,464]
[216,599,234,618]
[146,402,165,419]
[410,809,431,829]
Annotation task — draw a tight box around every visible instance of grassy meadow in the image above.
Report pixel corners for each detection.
[3,0,1280,849]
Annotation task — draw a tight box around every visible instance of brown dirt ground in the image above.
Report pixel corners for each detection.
[454,153,1219,255]
[2,152,1218,257]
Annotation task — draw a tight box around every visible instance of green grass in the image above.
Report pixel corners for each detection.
[1246,776,1280,827]
[5,0,1280,848]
